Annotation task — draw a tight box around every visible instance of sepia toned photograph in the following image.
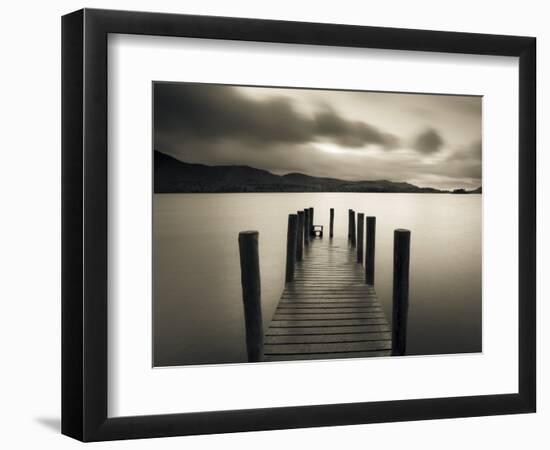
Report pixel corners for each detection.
[153,82,482,367]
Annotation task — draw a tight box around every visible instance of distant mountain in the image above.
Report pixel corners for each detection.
[154,150,446,194]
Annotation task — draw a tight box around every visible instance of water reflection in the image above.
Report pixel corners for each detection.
[154,193,481,367]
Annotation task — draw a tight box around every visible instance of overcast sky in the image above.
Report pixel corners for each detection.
[154,82,481,190]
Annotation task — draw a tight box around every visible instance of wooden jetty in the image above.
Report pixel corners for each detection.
[238,208,411,363]
[263,237,392,361]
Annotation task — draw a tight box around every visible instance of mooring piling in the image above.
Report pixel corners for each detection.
[357,213,364,263]
[309,207,314,236]
[329,208,334,238]
[238,231,264,362]
[350,210,356,247]
[296,211,304,261]
[348,209,353,240]
[285,214,298,283]
[392,229,411,356]
[366,216,376,285]
[303,208,310,246]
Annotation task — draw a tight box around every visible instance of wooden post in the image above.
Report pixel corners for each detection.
[357,213,364,263]
[309,207,314,237]
[392,229,411,356]
[365,216,376,284]
[303,208,309,246]
[296,211,304,261]
[350,210,356,247]
[285,214,298,283]
[329,208,334,238]
[238,231,263,362]
[348,209,353,240]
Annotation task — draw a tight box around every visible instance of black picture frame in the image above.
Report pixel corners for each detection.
[62,8,536,442]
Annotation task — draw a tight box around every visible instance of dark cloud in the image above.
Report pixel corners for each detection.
[314,108,399,148]
[413,128,445,154]
[155,83,313,144]
[154,83,481,190]
[154,83,398,151]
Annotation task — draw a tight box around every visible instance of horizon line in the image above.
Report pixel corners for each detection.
[154,150,480,192]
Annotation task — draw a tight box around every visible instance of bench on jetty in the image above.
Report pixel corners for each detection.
[312,225,324,238]
[238,208,410,363]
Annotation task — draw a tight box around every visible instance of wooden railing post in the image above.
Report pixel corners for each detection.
[392,229,411,356]
[296,211,304,261]
[303,208,309,246]
[309,207,314,236]
[285,214,298,283]
[357,213,364,263]
[365,216,376,284]
[238,231,264,362]
[329,208,334,238]
[350,210,356,247]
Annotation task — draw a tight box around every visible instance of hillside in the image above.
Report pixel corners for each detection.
[154,150,447,194]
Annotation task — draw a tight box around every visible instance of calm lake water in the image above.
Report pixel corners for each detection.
[154,193,481,367]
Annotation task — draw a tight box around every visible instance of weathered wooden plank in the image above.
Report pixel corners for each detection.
[286,280,373,284]
[273,312,386,320]
[282,291,376,295]
[288,277,369,280]
[291,277,366,280]
[295,269,359,272]
[284,286,374,290]
[281,295,378,301]
[294,272,360,275]
[264,350,392,361]
[266,325,391,335]
[275,310,383,316]
[289,280,366,288]
[279,301,381,307]
[276,306,382,313]
[297,257,356,260]
[296,263,360,266]
[265,332,391,344]
[286,280,372,283]
[279,301,379,306]
[296,262,361,268]
[296,264,358,267]
[292,276,364,279]
[282,291,376,296]
[293,273,364,276]
[283,292,375,296]
[286,278,371,282]
[264,340,391,355]
[283,289,375,293]
[283,289,375,292]
[291,282,365,285]
[293,268,363,271]
[270,318,388,327]
[284,291,374,295]
[277,305,382,310]
[286,281,371,284]
[292,280,363,283]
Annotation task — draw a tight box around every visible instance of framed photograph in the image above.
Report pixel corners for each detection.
[62,8,536,441]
